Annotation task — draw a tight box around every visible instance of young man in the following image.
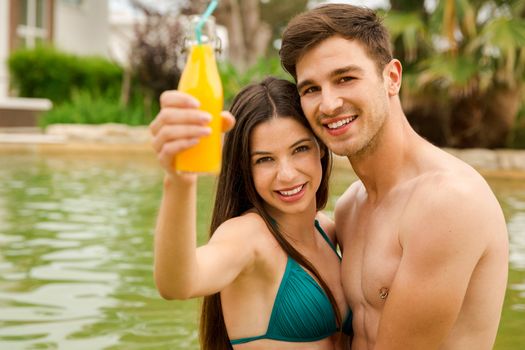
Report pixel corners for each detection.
[280,4,508,350]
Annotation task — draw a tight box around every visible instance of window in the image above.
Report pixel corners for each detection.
[10,0,54,49]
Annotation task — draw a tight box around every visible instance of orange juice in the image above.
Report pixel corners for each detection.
[175,43,223,174]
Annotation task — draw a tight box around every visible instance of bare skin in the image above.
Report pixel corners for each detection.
[150,98,348,349]
[296,35,509,350]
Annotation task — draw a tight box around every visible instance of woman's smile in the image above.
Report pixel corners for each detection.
[275,183,307,202]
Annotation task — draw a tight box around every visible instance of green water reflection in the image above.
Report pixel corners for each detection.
[0,154,523,349]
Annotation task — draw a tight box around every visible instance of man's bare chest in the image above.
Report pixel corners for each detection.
[340,203,404,310]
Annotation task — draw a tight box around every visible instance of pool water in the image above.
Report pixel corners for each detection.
[0,153,523,349]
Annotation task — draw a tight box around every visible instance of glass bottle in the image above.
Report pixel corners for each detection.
[175,15,223,174]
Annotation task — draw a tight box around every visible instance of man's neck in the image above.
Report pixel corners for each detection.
[349,110,423,202]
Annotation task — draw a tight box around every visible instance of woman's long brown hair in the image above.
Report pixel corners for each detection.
[199,77,337,350]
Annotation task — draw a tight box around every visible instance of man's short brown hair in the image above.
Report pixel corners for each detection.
[280,4,393,80]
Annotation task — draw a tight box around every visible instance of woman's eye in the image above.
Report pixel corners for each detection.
[294,145,310,153]
[255,157,272,164]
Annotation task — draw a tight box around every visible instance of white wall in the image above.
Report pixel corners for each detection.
[108,11,138,66]
[0,0,10,98]
[54,0,109,57]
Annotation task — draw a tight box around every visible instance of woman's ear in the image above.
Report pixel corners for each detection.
[319,142,326,159]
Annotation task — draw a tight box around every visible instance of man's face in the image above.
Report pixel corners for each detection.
[296,36,391,158]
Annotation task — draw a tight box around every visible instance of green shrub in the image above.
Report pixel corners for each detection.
[219,56,291,107]
[11,49,292,127]
[40,91,150,128]
[8,46,122,104]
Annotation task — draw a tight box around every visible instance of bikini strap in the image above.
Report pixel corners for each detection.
[314,220,341,260]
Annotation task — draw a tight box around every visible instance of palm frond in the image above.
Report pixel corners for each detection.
[383,10,427,62]
[416,54,486,95]
[467,17,525,84]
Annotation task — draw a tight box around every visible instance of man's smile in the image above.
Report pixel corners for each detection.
[321,115,359,136]
[326,115,358,130]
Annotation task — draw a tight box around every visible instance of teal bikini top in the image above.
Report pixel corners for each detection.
[229,220,353,345]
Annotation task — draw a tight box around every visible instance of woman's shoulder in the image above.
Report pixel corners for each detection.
[217,211,266,231]
[212,211,274,246]
[213,212,284,272]
[315,211,336,242]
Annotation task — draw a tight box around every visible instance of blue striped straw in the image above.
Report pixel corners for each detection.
[196,0,218,45]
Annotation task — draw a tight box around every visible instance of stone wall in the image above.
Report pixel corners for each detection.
[2,124,525,175]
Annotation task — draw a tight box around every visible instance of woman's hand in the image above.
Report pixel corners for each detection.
[149,90,235,180]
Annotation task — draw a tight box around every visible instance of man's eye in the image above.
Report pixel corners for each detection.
[339,76,354,83]
[302,86,319,95]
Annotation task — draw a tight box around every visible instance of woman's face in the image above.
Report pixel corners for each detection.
[250,117,323,217]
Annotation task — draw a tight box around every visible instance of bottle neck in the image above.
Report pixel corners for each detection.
[184,15,218,51]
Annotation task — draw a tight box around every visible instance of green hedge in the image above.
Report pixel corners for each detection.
[8,47,292,126]
[39,91,149,128]
[8,46,122,104]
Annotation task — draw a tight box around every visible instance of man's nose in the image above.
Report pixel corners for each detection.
[319,88,343,116]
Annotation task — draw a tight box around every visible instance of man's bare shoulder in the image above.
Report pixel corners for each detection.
[402,166,507,250]
[411,164,498,210]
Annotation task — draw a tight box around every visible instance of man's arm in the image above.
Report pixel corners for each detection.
[374,180,498,349]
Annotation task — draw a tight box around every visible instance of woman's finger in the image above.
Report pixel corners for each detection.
[221,111,236,132]
[159,90,200,109]
[150,108,211,136]
[151,125,211,153]
[157,138,200,171]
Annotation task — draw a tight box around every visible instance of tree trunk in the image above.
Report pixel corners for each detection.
[240,0,271,68]
[215,0,271,72]
[120,66,132,107]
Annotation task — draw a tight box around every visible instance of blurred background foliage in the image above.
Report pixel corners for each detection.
[8,47,123,105]
[385,0,525,148]
[7,0,525,148]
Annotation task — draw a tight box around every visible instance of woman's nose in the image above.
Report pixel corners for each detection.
[276,159,298,182]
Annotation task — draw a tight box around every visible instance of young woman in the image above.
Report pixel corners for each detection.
[150,77,352,350]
